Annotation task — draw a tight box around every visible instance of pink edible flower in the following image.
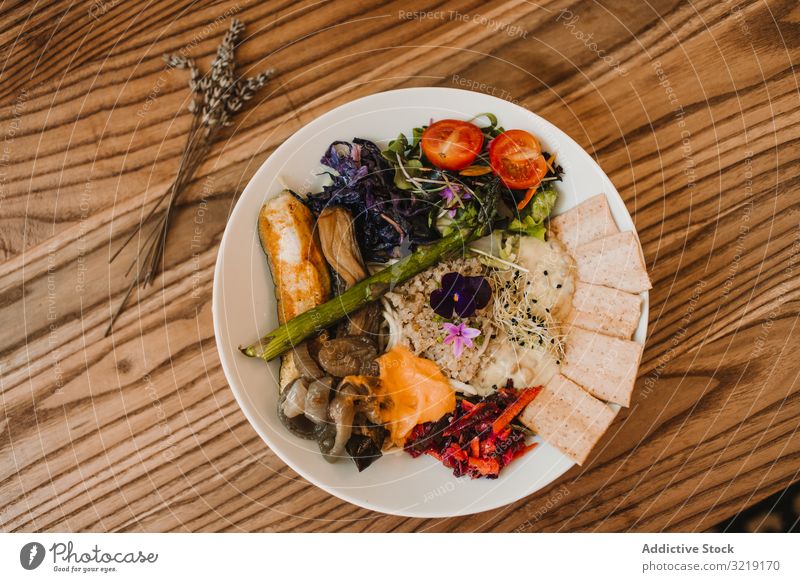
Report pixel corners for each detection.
[442,322,481,358]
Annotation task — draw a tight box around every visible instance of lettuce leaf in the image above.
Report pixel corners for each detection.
[507,183,557,240]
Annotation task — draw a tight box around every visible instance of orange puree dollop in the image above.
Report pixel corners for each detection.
[372,346,455,447]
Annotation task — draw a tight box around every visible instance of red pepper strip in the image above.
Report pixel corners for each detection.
[491,387,542,434]
[459,165,493,177]
[516,186,538,210]
[445,444,468,463]
[461,399,475,411]
[468,457,500,476]
[470,437,480,458]
[497,427,512,440]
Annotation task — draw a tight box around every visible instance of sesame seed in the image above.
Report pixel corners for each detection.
[543,270,548,276]
[556,283,562,289]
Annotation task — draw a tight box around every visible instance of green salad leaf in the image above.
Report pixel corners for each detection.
[381,133,424,190]
[468,112,505,139]
[507,183,558,240]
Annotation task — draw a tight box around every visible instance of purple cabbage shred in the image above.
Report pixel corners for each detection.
[302,139,437,262]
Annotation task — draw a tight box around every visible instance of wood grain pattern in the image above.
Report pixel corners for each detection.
[1,0,798,532]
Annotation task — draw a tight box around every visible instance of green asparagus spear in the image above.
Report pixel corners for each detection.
[241,227,478,361]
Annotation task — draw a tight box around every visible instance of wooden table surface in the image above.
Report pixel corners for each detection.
[1,0,798,533]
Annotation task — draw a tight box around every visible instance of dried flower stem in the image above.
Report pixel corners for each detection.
[106,18,276,336]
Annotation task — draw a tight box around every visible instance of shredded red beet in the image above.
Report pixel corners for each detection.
[404,387,540,479]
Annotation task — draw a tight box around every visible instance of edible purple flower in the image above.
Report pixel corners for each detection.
[430,272,492,319]
[442,322,481,358]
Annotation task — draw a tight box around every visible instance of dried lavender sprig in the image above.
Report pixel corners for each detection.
[224,68,276,121]
[107,18,276,336]
[210,18,244,93]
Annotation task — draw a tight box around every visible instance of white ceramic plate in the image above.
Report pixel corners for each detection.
[212,87,648,517]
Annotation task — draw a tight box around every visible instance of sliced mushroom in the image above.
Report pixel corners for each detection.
[316,423,337,460]
[322,384,357,462]
[316,336,378,377]
[317,207,369,288]
[357,397,383,426]
[346,434,383,472]
[354,417,386,450]
[344,379,383,425]
[279,338,328,390]
[289,342,324,380]
[304,377,333,425]
[281,378,308,418]
[277,382,319,440]
[346,304,382,337]
[316,207,381,336]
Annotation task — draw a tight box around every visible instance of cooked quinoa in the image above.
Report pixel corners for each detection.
[384,255,496,382]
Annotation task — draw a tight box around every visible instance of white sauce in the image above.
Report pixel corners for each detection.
[516,236,575,321]
[469,235,576,390]
[473,332,560,389]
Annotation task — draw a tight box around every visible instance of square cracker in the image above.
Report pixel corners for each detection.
[574,231,652,294]
[565,281,642,339]
[560,327,643,407]
[549,193,619,252]
[521,373,617,465]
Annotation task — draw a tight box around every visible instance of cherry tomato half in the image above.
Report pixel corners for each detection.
[489,129,547,190]
[421,119,485,171]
